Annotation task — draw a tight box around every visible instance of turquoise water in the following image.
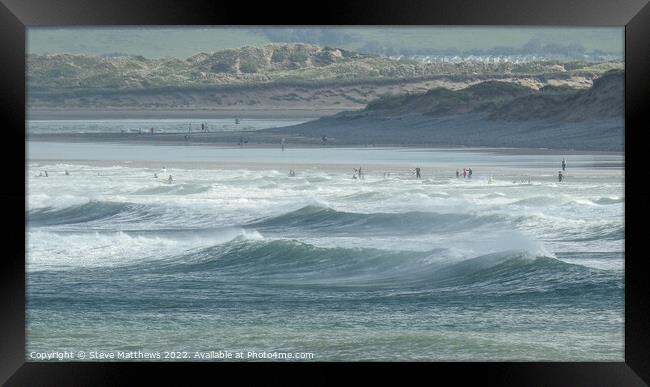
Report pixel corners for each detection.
[26,143,624,361]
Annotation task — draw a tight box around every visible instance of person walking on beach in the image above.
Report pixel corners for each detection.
[415,167,421,179]
[562,158,567,171]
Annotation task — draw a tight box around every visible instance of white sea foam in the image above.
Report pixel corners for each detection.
[26,147,624,273]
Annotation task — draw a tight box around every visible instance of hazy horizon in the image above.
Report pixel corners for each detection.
[27,26,624,59]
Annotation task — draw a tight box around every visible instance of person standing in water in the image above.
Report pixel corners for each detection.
[415,167,421,179]
[468,168,472,178]
[456,169,460,178]
[558,171,563,182]
[168,175,173,184]
[562,158,567,171]
[65,170,69,176]
[281,138,285,151]
[463,169,467,178]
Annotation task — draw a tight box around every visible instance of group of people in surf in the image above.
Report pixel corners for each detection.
[37,170,70,177]
[37,158,569,186]
[188,122,210,133]
[456,168,473,179]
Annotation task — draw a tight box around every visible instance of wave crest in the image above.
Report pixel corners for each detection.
[134,238,620,295]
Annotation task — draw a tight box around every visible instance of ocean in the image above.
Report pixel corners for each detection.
[26,141,624,361]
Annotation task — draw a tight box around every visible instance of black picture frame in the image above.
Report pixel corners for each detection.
[2,0,648,384]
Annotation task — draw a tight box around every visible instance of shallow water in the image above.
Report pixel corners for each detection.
[27,118,307,134]
[26,143,624,361]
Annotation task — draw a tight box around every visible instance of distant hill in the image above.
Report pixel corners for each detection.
[362,69,623,122]
[27,44,623,111]
[489,70,623,121]
[264,70,624,151]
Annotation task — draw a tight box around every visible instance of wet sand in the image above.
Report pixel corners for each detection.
[27,108,349,120]
[26,132,623,157]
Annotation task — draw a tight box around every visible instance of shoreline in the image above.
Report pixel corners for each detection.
[25,135,624,156]
[26,159,624,187]
[27,108,350,120]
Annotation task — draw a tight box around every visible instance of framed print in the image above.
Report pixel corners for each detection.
[1,0,649,384]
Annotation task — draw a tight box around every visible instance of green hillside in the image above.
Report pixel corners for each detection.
[27,43,624,93]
